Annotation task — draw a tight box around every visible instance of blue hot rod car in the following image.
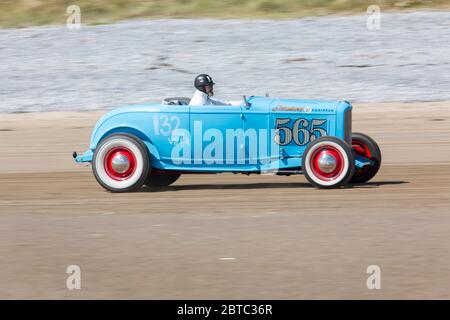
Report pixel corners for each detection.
[74,96,381,192]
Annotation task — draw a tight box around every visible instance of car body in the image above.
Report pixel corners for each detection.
[74,96,381,191]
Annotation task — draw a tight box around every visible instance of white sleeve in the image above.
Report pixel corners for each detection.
[209,98,242,106]
[190,90,243,106]
[227,100,243,106]
[208,97,230,106]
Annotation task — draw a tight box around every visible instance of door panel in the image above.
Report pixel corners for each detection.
[190,105,244,167]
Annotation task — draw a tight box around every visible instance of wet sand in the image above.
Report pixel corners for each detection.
[1,102,450,298]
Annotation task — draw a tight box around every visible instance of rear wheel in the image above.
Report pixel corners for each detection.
[92,134,150,192]
[303,137,355,189]
[350,132,382,183]
[146,172,181,188]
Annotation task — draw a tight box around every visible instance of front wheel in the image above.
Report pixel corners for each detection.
[92,134,150,192]
[303,136,355,189]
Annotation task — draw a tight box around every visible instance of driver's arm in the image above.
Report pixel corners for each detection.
[227,100,243,106]
[209,97,243,106]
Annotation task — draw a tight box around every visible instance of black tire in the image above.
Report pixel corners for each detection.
[350,132,382,184]
[92,134,150,193]
[146,172,181,188]
[303,136,355,189]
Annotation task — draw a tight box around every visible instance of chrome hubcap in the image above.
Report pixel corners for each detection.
[317,152,337,173]
[111,153,130,174]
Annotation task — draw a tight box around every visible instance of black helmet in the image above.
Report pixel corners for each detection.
[194,74,215,93]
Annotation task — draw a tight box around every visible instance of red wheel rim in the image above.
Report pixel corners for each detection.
[352,139,372,176]
[310,146,344,181]
[352,140,372,158]
[104,147,136,181]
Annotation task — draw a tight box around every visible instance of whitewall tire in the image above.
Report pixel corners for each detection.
[92,134,150,192]
[303,136,355,189]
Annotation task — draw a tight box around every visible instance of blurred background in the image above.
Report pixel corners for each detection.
[0,0,449,112]
[2,0,449,26]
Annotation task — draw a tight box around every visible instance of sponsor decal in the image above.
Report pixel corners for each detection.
[272,105,333,113]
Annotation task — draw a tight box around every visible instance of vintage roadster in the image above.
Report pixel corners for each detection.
[74,96,381,192]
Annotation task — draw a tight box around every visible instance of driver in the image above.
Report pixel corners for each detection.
[189,74,241,106]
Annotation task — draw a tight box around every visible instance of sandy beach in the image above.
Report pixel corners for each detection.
[1,101,450,298]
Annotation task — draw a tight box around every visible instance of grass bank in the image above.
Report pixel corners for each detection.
[1,0,449,27]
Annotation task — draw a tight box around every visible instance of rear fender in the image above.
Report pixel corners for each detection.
[90,126,161,162]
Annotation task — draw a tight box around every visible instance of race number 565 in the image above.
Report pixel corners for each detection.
[274,118,327,146]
